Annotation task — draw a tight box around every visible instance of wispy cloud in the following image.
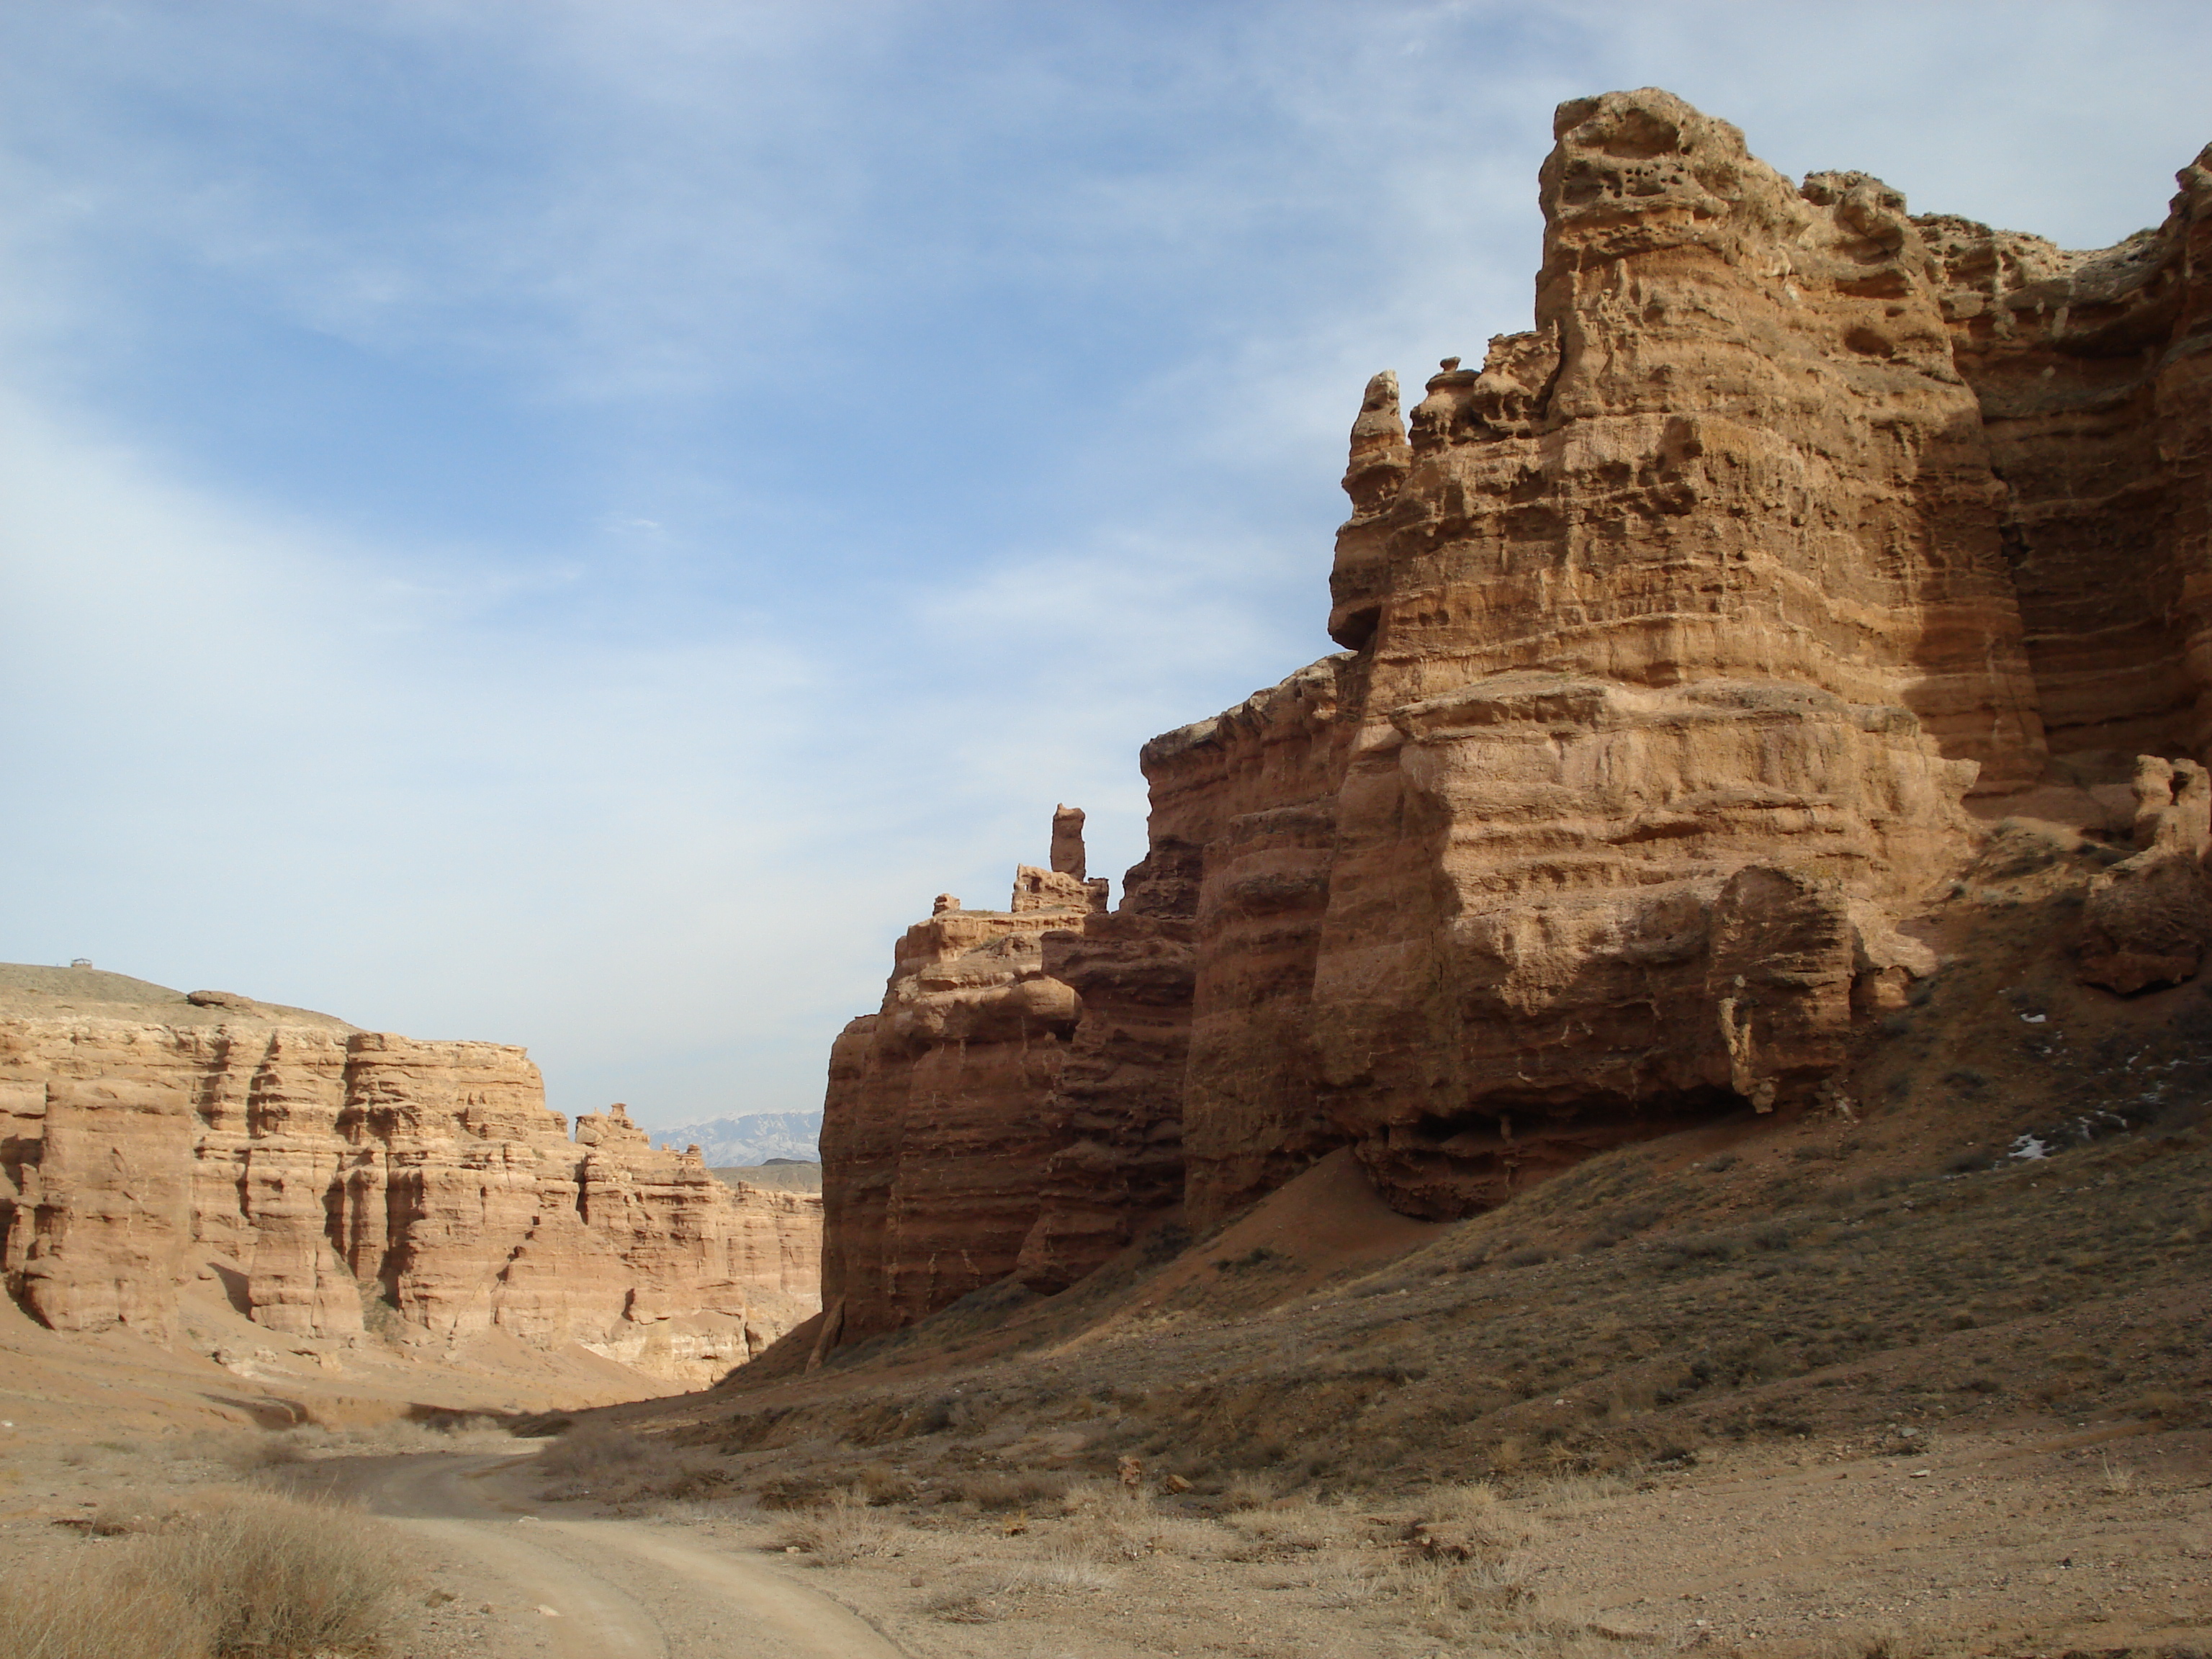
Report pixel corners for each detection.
[2,0,2206,1125]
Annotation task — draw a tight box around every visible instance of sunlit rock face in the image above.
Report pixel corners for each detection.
[0,974,819,1387]
[818,827,1097,1345]
[816,89,2212,1340]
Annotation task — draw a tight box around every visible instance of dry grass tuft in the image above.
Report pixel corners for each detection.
[0,1492,402,1659]
[1820,1620,1920,1659]
[1418,1479,1505,1521]
[538,1424,657,1481]
[1377,1552,1612,1650]
[775,1491,899,1565]
[954,1468,1069,1511]
[0,1567,211,1659]
[1221,1494,1361,1560]
[1219,1471,1278,1510]
[536,1425,732,1505]
[922,1586,1004,1623]
[994,1560,1123,1594]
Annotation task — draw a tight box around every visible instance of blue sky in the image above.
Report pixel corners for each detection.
[4,1,2206,1130]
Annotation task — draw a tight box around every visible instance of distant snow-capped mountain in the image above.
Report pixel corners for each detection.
[649,1109,821,1166]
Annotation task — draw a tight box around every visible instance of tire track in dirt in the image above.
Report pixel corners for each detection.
[361,1454,903,1659]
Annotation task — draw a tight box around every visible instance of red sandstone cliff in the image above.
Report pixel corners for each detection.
[0,966,819,1388]
[819,824,1101,1346]
[816,89,2212,1346]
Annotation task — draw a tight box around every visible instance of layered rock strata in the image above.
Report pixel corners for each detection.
[819,831,1094,1344]
[819,89,2212,1341]
[0,966,819,1386]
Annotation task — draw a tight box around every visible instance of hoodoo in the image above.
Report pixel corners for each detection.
[816,88,2212,1347]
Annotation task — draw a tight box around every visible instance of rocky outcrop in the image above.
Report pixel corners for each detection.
[819,840,1092,1344]
[2077,757,2212,993]
[0,966,819,1387]
[1917,143,2212,764]
[818,89,2212,1341]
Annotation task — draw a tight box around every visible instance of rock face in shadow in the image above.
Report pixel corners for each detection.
[817,89,2212,1343]
[0,968,819,1387]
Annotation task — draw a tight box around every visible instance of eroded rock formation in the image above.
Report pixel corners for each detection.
[0,966,819,1386]
[819,89,2212,1343]
[819,834,1094,1345]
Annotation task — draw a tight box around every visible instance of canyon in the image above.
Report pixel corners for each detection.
[0,963,820,1393]
[819,86,2212,1349]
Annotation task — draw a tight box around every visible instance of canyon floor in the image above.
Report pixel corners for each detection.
[4,1403,2206,1659]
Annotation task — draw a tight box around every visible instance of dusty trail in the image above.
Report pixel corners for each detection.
[356,1454,903,1659]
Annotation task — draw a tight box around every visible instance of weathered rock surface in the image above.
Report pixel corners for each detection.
[819,837,1090,1346]
[819,89,2212,1342]
[0,966,819,1387]
[2077,757,2212,993]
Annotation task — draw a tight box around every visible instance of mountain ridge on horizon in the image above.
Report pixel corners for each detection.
[649,1108,821,1166]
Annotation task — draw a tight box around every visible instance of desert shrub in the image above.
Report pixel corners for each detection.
[755,1473,840,1510]
[1220,1494,1358,1560]
[1821,1621,1920,1659]
[993,1560,1123,1593]
[1044,1483,1227,1565]
[776,1491,897,1565]
[1579,1205,1663,1251]
[536,1425,732,1503]
[1380,1554,1565,1646]
[1416,1480,1505,1524]
[0,1494,402,1659]
[1219,1472,1277,1510]
[1661,1232,1738,1264]
[956,1469,1069,1511]
[222,1429,310,1471]
[0,1562,212,1659]
[176,1496,402,1654]
[538,1424,654,1479]
[1215,1245,1286,1273]
[922,1586,1004,1623]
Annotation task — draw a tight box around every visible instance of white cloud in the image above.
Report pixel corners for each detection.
[2,0,2206,1130]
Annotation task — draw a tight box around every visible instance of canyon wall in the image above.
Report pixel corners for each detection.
[817,89,2212,1344]
[819,821,1100,1344]
[0,967,819,1388]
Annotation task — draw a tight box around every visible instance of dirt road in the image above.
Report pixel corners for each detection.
[356,1455,904,1659]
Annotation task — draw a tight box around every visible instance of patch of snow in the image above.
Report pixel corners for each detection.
[2009,1134,2050,1161]
[2020,1013,2047,1024]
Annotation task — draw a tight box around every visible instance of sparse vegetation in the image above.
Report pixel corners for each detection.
[775,1491,899,1565]
[536,1423,732,1505]
[0,1494,403,1659]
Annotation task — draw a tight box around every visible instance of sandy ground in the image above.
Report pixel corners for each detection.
[339,1453,902,1658]
[462,1419,2211,1659]
[3,1394,2208,1658]
[703,1433,2212,1659]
